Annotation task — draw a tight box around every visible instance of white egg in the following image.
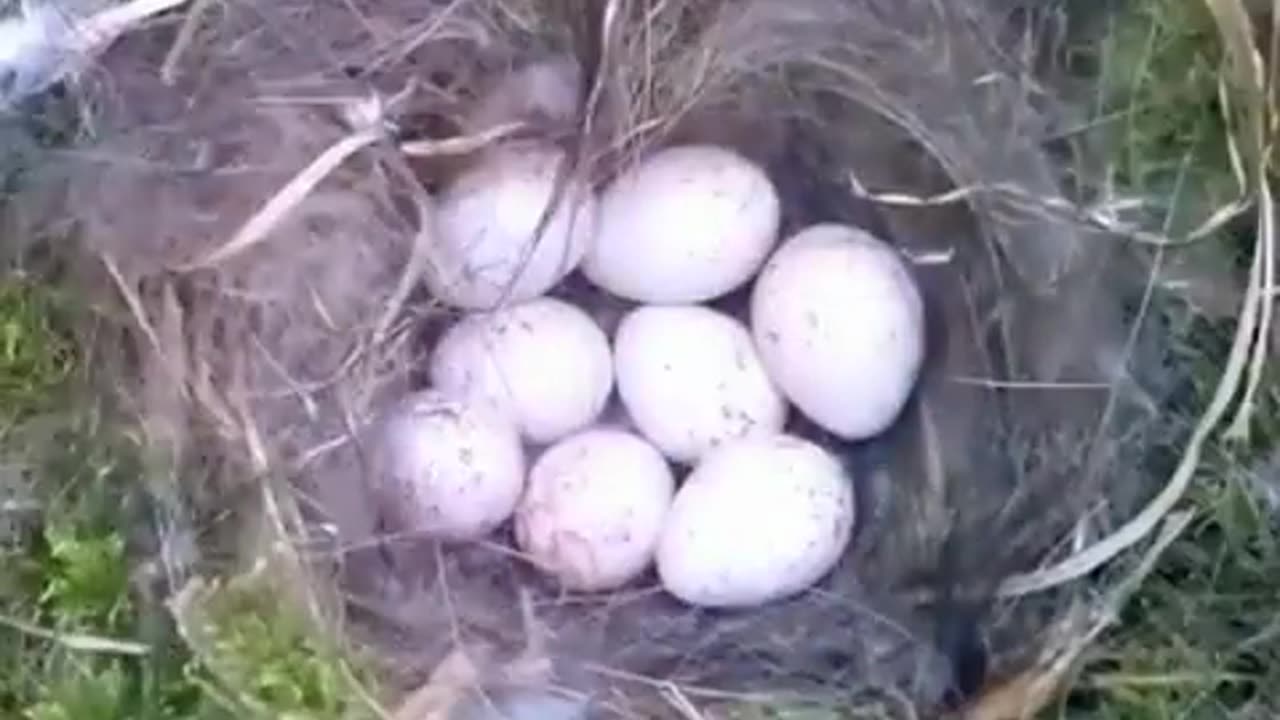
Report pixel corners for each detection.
[374,390,525,541]
[429,298,614,444]
[613,305,787,464]
[656,435,855,608]
[425,143,598,310]
[515,428,675,591]
[582,144,781,303]
[751,223,925,440]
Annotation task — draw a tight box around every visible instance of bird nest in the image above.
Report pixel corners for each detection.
[1,0,1221,717]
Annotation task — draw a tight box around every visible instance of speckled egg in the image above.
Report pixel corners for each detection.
[515,428,675,591]
[374,390,525,541]
[429,297,614,444]
[613,304,788,464]
[751,223,925,440]
[656,435,855,608]
[582,144,780,303]
[424,142,598,310]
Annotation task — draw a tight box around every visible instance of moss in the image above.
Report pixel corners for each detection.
[0,279,73,423]
[0,275,377,719]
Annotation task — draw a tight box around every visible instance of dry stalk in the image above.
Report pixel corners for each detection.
[180,126,387,271]
[963,511,1193,720]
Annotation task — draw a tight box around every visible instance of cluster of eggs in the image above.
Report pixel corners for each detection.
[374,140,925,609]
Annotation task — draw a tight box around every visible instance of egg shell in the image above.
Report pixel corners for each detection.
[515,428,675,591]
[425,143,598,310]
[751,223,925,440]
[375,390,525,541]
[429,298,614,444]
[613,304,787,464]
[582,144,780,304]
[656,435,855,608]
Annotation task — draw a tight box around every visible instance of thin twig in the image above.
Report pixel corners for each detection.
[1227,168,1274,438]
[370,149,439,345]
[181,127,385,270]
[100,254,167,366]
[582,663,785,704]
[847,175,1251,248]
[73,0,190,52]
[662,684,708,720]
[966,511,1193,720]
[1221,0,1276,438]
[947,377,1111,390]
[398,121,527,157]
[160,0,213,84]
[0,613,150,656]
[1085,671,1254,689]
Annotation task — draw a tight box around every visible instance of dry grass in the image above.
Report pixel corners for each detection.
[1020,0,1280,717]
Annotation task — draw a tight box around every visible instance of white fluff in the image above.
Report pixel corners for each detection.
[0,6,82,108]
[462,55,584,133]
[1,0,190,110]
